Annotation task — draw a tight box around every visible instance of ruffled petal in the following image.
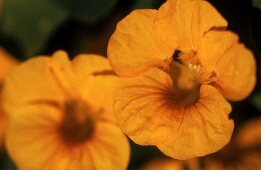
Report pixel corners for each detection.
[108,9,174,76]
[154,0,227,52]
[198,30,256,101]
[114,68,187,145]
[157,85,234,160]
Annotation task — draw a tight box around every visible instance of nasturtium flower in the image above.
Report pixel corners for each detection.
[0,48,17,147]
[108,0,256,101]
[108,0,256,159]
[2,51,130,169]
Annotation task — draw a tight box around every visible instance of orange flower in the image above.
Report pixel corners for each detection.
[108,0,256,101]
[108,0,255,159]
[2,51,130,169]
[0,48,18,147]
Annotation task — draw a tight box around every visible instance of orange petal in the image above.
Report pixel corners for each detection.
[72,54,119,122]
[5,105,63,170]
[198,30,256,101]
[72,54,112,77]
[157,85,233,160]
[83,122,130,170]
[108,9,174,76]
[114,68,184,145]
[1,53,68,114]
[154,0,227,52]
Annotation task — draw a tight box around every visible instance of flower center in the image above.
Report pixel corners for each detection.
[59,99,95,146]
[168,62,201,107]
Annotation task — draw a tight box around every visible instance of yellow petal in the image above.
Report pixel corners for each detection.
[72,54,119,122]
[157,85,233,160]
[154,0,227,52]
[108,9,174,76]
[6,104,129,170]
[72,54,113,77]
[2,56,67,114]
[5,105,63,170]
[83,122,130,170]
[114,68,184,145]
[198,30,256,101]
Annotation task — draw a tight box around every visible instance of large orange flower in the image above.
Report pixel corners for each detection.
[0,48,17,148]
[108,0,255,159]
[108,0,256,101]
[2,51,130,169]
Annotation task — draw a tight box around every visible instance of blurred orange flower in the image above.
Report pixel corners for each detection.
[0,47,17,147]
[140,158,200,170]
[2,51,130,169]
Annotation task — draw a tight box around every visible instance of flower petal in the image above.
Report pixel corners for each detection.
[72,55,119,122]
[198,30,256,101]
[154,0,227,51]
[157,85,234,160]
[108,9,174,76]
[2,56,67,114]
[114,68,185,145]
[72,54,112,77]
[5,105,63,170]
[83,122,130,170]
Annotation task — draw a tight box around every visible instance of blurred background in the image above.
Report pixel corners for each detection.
[0,0,261,169]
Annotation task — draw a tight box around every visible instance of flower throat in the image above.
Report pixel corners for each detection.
[164,51,202,107]
[59,99,95,146]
